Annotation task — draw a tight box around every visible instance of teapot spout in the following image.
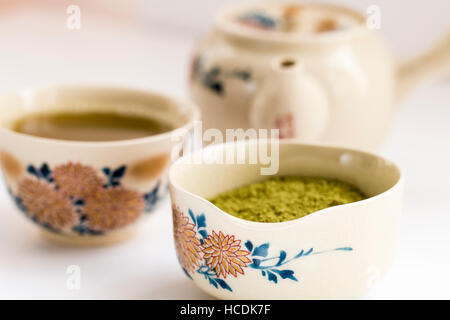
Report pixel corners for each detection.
[249,57,329,142]
[397,29,450,102]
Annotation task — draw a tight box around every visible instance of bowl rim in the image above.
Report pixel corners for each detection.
[169,139,403,229]
[0,85,200,148]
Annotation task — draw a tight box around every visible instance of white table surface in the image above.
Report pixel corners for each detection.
[0,6,449,300]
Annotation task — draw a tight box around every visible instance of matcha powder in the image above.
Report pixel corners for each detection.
[209,176,366,223]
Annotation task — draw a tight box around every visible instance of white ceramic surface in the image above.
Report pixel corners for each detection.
[0,86,199,245]
[169,140,403,299]
[190,2,450,150]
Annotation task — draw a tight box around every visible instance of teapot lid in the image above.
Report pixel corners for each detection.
[215,2,366,44]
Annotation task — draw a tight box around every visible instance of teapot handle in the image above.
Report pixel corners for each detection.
[249,57,329,141]
[397,29,450,102]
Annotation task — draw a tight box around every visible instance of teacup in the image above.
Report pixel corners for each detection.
[169,140,403,299]
[0,86,199,245]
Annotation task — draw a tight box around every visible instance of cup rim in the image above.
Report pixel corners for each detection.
[169,139,403,229]
[0,85,201,148]
[214,1,368,46]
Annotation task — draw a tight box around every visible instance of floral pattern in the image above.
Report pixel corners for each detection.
[236,11,278,30]
[52,162,103,199]
[172,205,204,273]
[275,113,295,139]
[173,207,354,292]
[84,186,145,231]
[190,55,252,96]
[235,6,304,32]
[202,231,251,279]
[6,161,162,235]
[18,177,78,231]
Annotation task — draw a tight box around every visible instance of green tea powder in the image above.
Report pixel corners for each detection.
[209,176,366,223]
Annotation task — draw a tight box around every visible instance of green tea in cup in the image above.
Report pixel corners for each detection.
[12,111,173,142]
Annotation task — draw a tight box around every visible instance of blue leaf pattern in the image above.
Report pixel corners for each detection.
[251,259,261,268]
[26,164,53,182]
[188,209,196,225]
[181,208,353,292]
[277,250,287,266]
[193,56,252,97]
[208,277,218,288]
[102,165,127,187]
[27,165,37,176]
[40,164,50,178]
[196,214,206,229]
[198,230,207,239]
[267,270,278,283]
[245,240,253,252]
[112,166,126,178]
[253,243,269,257]
[215,279,232,292]
[143,182,161,213]
[273,269,298,281]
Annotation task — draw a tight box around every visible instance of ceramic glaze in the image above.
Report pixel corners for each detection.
[7,161,160,235]
[173,205,354,292]
[190,2,450,150]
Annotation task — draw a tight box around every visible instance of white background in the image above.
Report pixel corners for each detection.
[0,0,449,299]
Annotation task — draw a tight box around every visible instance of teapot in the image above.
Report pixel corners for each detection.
[189,3,450,150]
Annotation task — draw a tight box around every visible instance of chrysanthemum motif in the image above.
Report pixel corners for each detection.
[172,205,203,273]
[83,187,145,231]
[202,231,251,279]
[18,177,78,231]
[51,162,103,199]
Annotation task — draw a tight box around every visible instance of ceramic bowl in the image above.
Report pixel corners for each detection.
[169,140,403,299]
[0,86,199,245]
